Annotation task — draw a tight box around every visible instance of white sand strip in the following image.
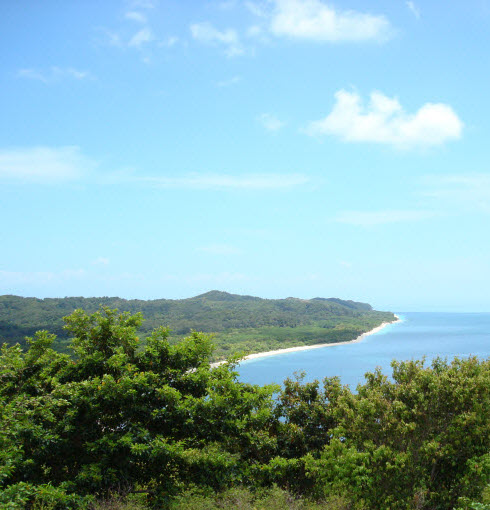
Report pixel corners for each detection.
[211,315,401,368]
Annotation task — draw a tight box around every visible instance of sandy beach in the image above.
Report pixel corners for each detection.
[211,315,401,368]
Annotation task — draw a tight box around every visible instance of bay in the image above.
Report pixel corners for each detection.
[237,312,490,388]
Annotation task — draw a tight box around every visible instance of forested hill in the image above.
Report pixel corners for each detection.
[0,291,396,359]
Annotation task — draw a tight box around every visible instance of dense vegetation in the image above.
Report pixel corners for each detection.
[0,292,395,359]
[1,308,490,509]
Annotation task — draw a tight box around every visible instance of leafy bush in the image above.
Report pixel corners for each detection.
[303,358,490,509]
[1,307,490,509]
[0,308,277,507]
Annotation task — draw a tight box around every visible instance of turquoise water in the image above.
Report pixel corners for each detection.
[237,313,490,388]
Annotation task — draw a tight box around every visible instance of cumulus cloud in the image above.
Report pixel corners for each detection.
[334,209,435,227]
[258,113,284,131]
[306,90,463,148]
[17,67,92,83]
[269,0,392,42]
[190,22,244,56]
[0,146,96,182]
[139,173,309,190]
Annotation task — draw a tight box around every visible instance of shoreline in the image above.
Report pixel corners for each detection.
[211,315,401,368]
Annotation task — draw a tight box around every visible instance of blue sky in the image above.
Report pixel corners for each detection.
[1,0,490,311]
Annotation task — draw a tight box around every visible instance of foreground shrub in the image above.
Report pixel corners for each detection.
[2,307,490,509]
[303,357,490,509]
[0,308,277,507]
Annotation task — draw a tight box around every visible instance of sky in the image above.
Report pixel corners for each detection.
[1,0,490,312]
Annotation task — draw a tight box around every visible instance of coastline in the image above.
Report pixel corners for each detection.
[211,315,401,368]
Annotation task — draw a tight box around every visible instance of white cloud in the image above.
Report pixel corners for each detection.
[306,89,463,148]
[0,147,309,191]
[17,67,92,83]
[334,209,435,227]
[63,68,91,80]
[125,11,147,23]
[17,69,50,83]
[197,244,242,255]
[269,0,392,42]
[162,36,178,47]
[139,173,309,190]
[406,1,421,19]
[0,146,96,182]
[190,22,244,57]
[258,113,284,131]
[101,0,157,53]
[216,75,241,87]
[128,27,154,47]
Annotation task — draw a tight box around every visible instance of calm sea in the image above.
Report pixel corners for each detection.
[237,312,490,388]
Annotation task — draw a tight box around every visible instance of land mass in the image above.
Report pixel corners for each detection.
[0,291,397,360]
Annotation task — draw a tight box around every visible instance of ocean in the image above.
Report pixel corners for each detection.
[237,312,490,388]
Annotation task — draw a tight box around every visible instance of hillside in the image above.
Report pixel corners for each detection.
[0,291,396,359]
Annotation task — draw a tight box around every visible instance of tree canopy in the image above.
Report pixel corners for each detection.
[1,308,489,509]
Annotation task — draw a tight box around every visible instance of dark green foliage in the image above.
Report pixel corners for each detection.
[303,358,490,509]
[0,293,395,359]
[2,308,489,509]
[0,308,278,508]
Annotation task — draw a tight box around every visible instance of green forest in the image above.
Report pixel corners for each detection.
[0,292,395,360]
[1,308,490,509]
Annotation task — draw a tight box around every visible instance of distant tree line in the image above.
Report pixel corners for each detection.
[0,292,394,359]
